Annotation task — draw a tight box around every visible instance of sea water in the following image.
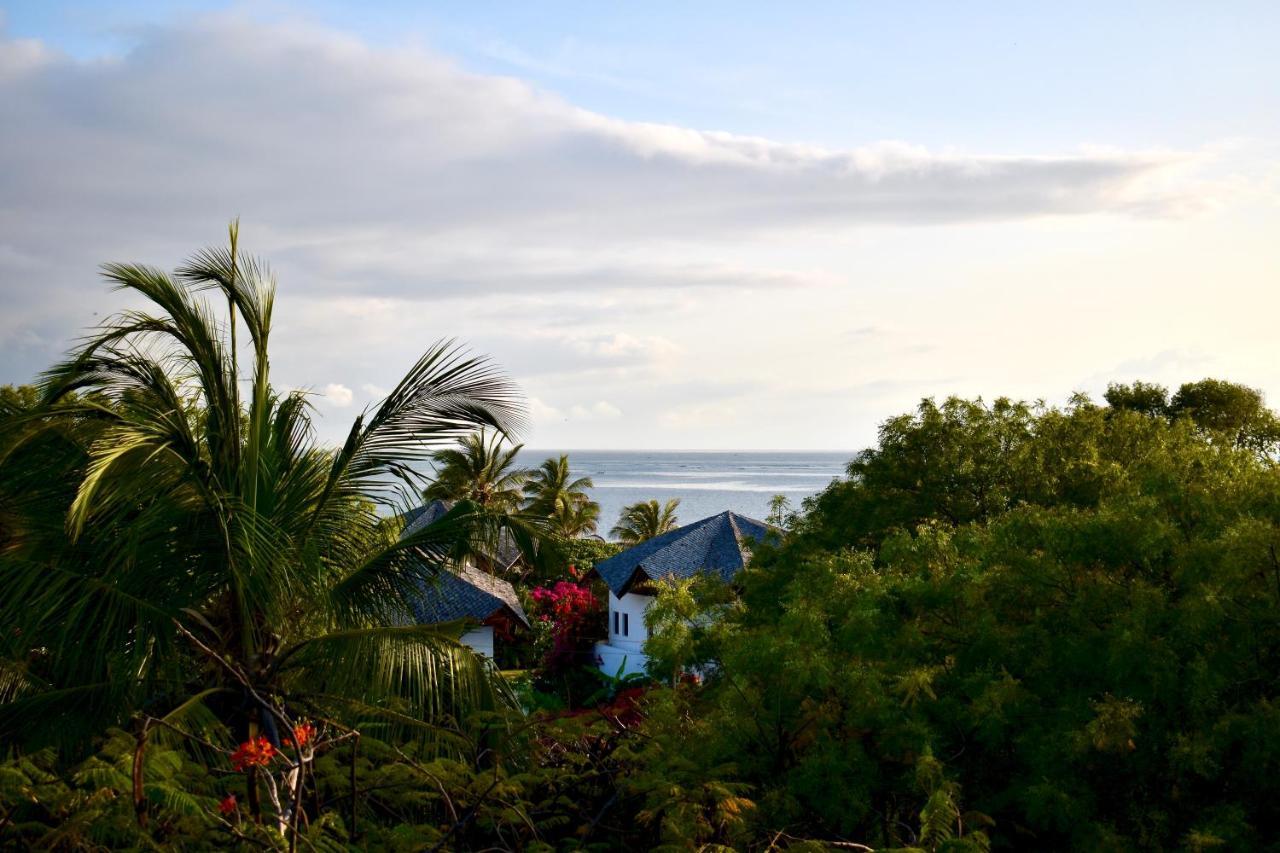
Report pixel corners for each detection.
[519,450,851,537]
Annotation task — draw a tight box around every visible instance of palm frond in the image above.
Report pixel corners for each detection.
[318,343,525,514]
[280,624,515,744]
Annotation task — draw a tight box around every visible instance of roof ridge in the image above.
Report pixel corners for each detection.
[707,512,738,567]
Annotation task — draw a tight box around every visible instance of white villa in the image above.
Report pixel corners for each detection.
[591,511,774,676]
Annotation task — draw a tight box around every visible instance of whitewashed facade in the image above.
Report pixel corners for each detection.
[595,591,653,676]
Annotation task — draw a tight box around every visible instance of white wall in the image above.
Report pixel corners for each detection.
[460,625,495,660]
[596,640,648,677]
[596,591,653,677]
[607,591,652,652]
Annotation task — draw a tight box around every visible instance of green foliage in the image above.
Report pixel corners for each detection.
[1169,378,1280,453]
[0,731,228,849]
[766,493,796,530]
[425,429,529,511]
[1106,378,1280,454]
[643,575,734,685]
[610,498,680,545]
[11,293,1280,853]
[555,536,623,575]
[634,390,1280,849]
[0,228,523,838]
[524,454,601,538]
[1104,380,1170,416]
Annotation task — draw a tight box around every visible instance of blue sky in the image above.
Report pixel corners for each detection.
[2,2,1278,448]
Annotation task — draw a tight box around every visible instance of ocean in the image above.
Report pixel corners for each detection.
[519,450,851,538]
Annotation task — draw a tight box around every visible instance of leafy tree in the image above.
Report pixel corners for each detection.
[0,226,524,835]
[611,498,680,545]
[0,384,40,412]
[634,394,1280,849]
[643,575,733,687]
[793,396,1038,553]
[1104,380,1169,416]
[1169,378,1280,453]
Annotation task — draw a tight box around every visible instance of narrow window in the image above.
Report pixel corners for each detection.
[613,612,619,635]
[623,613,629,637]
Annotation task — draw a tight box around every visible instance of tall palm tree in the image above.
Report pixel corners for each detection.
[523,454,600,537]
[610,498,680,545]
[424,430,528,512]
[0,225,524,832]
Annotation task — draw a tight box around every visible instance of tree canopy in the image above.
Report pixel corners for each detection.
[635,389,1280,849]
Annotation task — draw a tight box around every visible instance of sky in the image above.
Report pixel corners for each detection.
[1,2,1278,450]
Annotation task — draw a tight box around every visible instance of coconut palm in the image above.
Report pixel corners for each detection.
[610,498,680,545]
[424,430,529,512]
[524,454,600,537]
[0,225,524,832]
[548,495,601,539]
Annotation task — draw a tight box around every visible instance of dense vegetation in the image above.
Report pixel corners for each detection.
[3,235,1279,850]
[639,389,1280,849]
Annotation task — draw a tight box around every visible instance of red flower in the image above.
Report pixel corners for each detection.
[218,794,237,815]
[283,722,314,749]
[230,736,277,771]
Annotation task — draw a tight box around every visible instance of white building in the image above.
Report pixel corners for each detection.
[593,511,774,676]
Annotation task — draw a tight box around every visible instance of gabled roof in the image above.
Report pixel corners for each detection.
[401,500,530,629]
[594,511,776,597]
[402,499,522,571]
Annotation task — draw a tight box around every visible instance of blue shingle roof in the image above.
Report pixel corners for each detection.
[402,501,530,629]
[409,563,530,628]
[402,499,451,535]
[594,511,775,596]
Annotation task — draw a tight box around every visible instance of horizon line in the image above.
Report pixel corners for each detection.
[518,447,859,454]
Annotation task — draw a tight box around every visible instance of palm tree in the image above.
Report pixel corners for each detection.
[611,498,680,545]
[549,496,601,539]
[425,430,528,512]
[524,454,600,537]
[0,224,524,834]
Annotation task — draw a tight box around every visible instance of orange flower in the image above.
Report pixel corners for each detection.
[230,736,277,771]
[283,721,315,749]
[218,794,237,815]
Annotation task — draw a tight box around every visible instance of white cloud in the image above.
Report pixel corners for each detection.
[558,332,680,361]
[528,396,564,423]
[660,401,740,429]
[0,15,1221,321]
[569,401,623,420]
[0,13,1271,451]
[322,383,354,407]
